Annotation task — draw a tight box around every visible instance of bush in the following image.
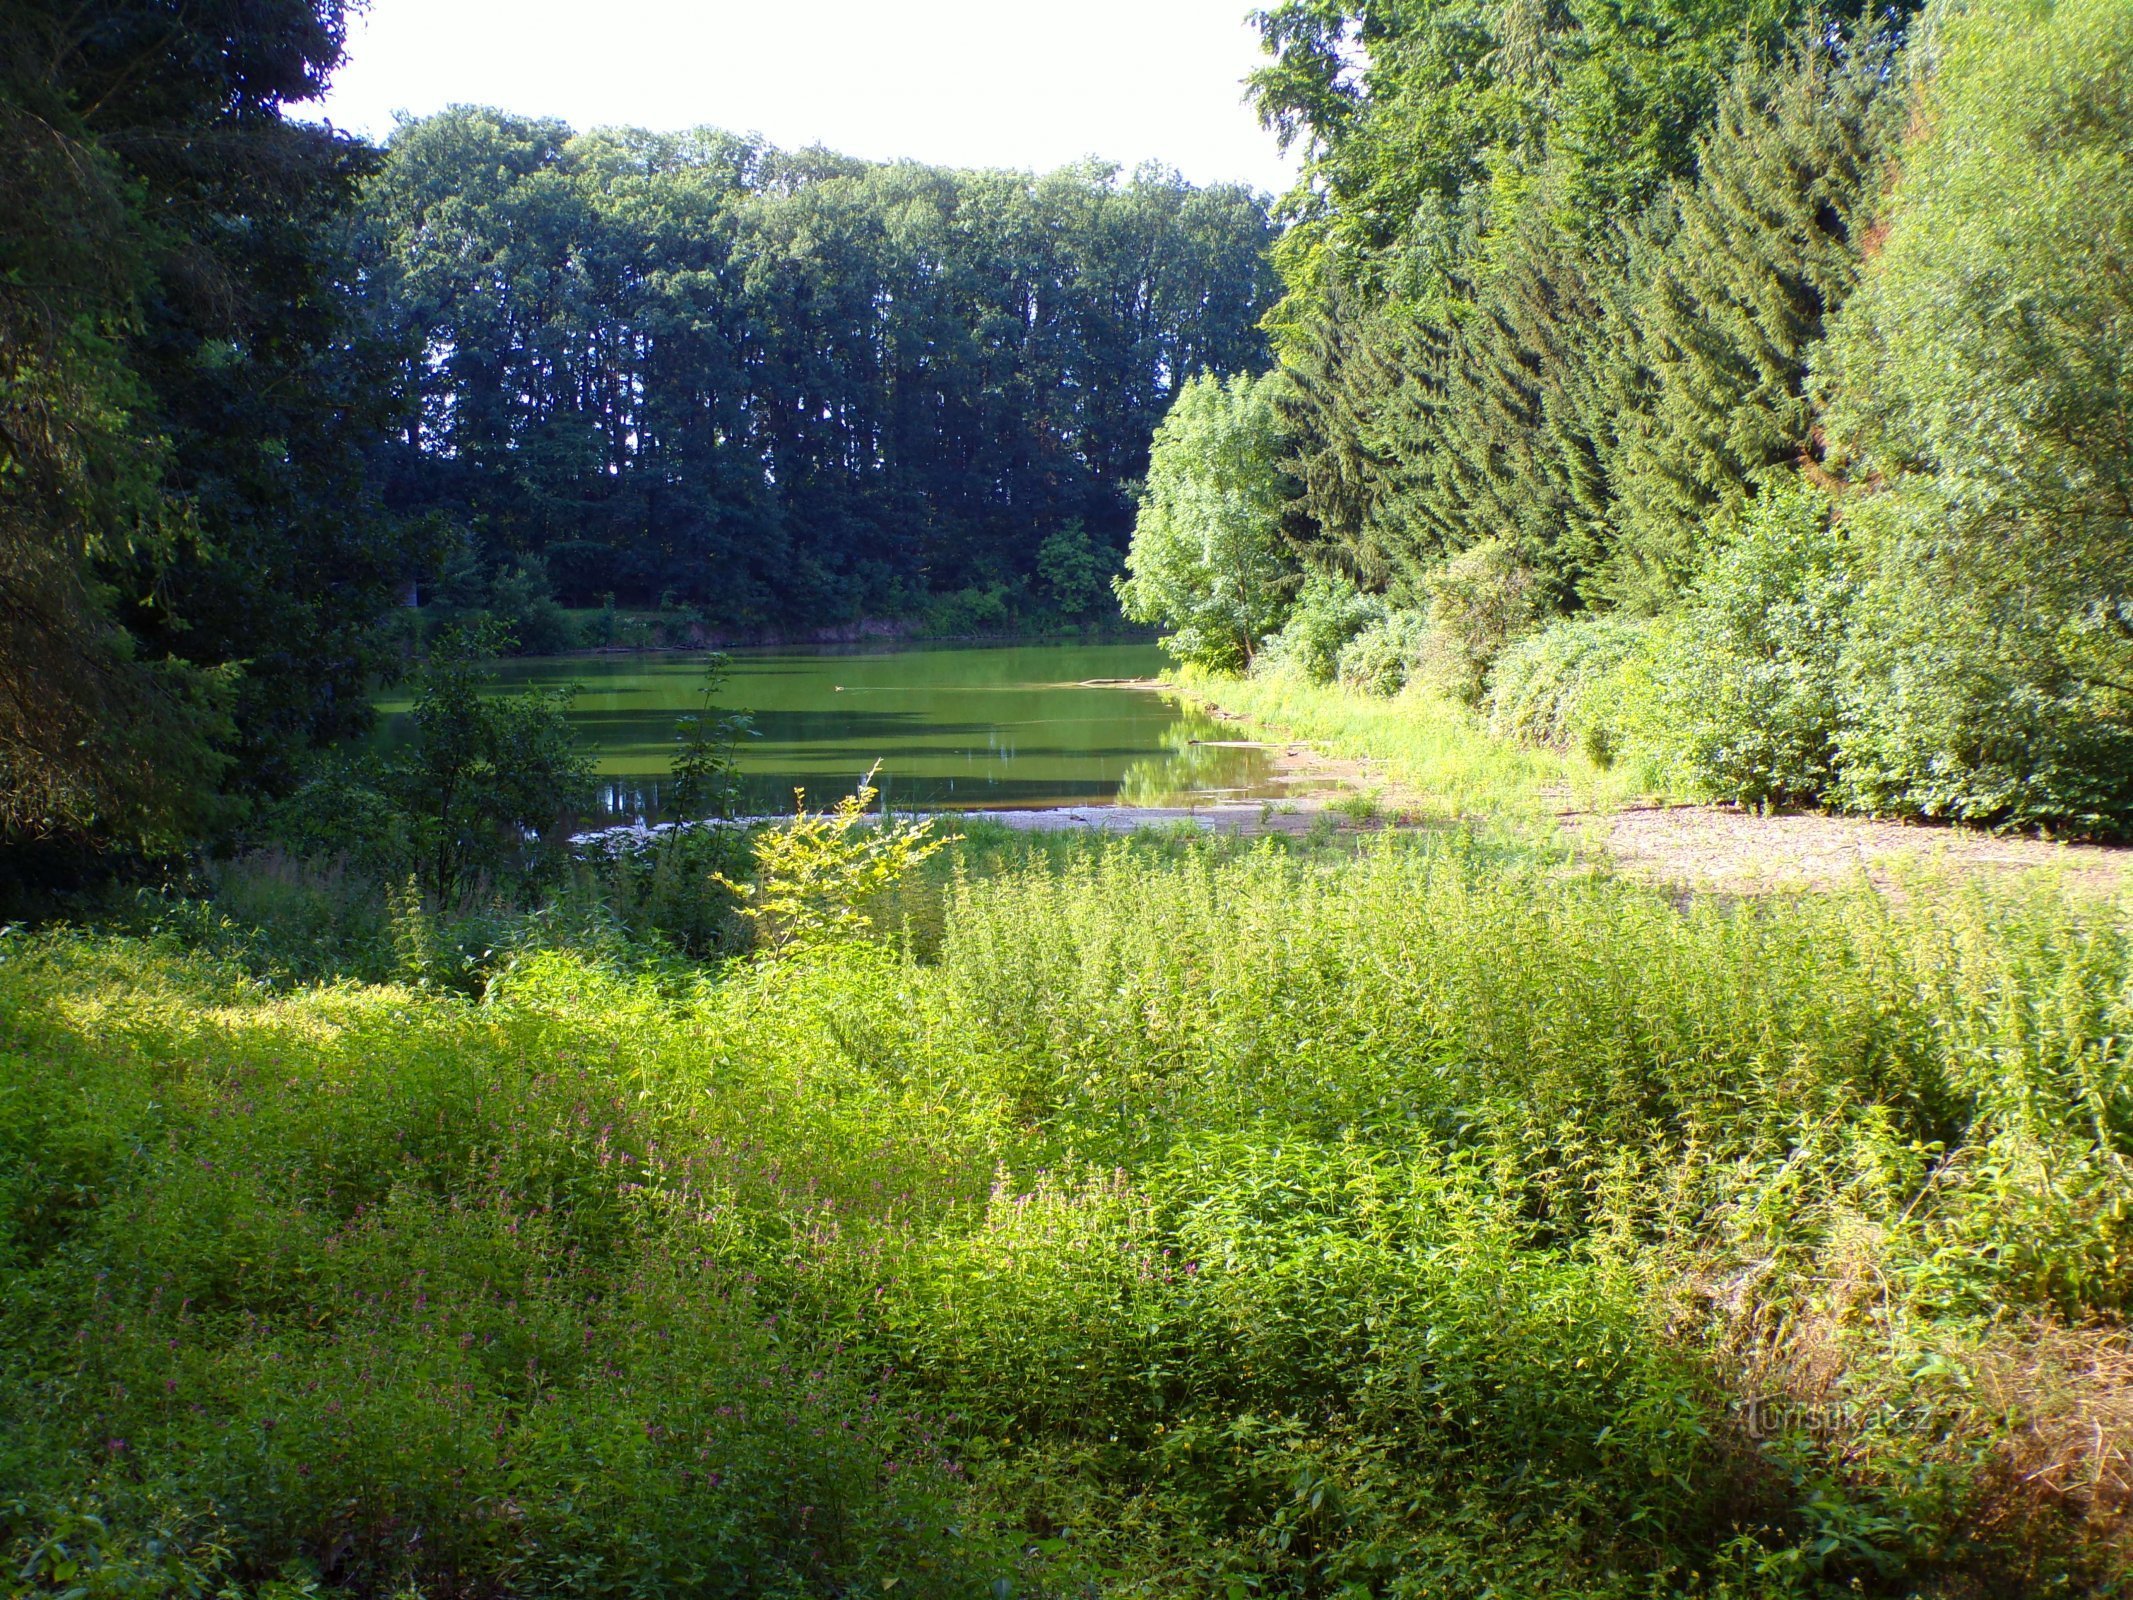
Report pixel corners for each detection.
[1833,489,2133,837]
[1036,521,1118,623]
[1656,482,1854,807]
[1486,612,1651,764]
[718,766,958,956]
[921,584,1012,638]
[489,556,581,654]
[1117,372,1298,672]
[259,627,592,905]
[1415,541,1543,705]
[1492,487,1857,805]
[1811,0,2133,837]
[1333,606,1430,696]
[1254,571,1386,685]
[384,627,594,902]
[571,824,756,960]
[667,654,753,822]
[257,752,410,878]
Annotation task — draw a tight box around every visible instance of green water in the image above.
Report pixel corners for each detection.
[375,641,1279,815]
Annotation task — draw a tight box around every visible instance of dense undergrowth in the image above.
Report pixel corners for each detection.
[7,824,2133,1597]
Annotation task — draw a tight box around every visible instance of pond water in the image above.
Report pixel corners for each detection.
[374,641,1281,816]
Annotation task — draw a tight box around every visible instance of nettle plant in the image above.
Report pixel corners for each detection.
[719,763,958,955]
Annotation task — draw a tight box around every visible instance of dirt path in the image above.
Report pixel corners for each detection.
[995,785,2133,896]
[1587,804,2132,895]
[1146,680,2133,892]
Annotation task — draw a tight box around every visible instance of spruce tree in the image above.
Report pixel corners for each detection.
[1607,24,1901,608]
[1419,216,1649,607]
[1270,280,1415,591]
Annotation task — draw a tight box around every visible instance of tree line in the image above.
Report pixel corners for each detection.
[0,3,1277,866]
[1124,0,2133,837]
[365,109,1278,628]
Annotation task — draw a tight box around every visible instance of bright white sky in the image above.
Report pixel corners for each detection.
[314,0,1300,196]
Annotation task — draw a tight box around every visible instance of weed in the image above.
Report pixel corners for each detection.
[5,831,2132,1593]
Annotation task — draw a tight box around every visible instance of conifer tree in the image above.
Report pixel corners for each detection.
[1608,24,1901,606]
[1269,281,1414,591]
[1422,217,1647,607]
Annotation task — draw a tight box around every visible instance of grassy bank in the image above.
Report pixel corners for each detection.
[6,826,2133,1596]
[1164,669,1659,825]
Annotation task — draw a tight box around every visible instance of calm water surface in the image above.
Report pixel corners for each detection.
[376,641,1279,815]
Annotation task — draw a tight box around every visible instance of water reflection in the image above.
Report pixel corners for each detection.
[374,640,1284,816]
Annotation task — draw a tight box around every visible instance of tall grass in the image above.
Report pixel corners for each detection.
[1166,668,1658,821]
[5,835,2133,1594]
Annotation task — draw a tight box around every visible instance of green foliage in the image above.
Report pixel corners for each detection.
[1607,24,1900,605]
[917,584,1013,640]
[1255,571,1387,685]
[1810,0,2133,836]
[11,834,2133,1592]
[1414,540,1543,706]
[488,556,582,655]
[1412,219,1643,607]
[1817,0,2133,542]
[1035,521,1120,623]
[1226,0,2133,838]
[1334,605,1431,697]
[719,766,958,956]
[1118,374,1301,673]
[574,825,756,961]
[1266,284,1417,590]
[1486,612,1652,765]
[1248,0,1842,324]
[386,627,593,902]
[0,0,406,843]
[1652,482,1855,805]
[258,754,412,879]
[667,654,753,822]
[261,628,593,905]
[366,114,1277,627]
[1830,490,2133,837]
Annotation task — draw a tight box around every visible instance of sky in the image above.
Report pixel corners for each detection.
[312,0,1301,197]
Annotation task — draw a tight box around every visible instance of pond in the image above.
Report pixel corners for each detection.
[374,640,1281,816]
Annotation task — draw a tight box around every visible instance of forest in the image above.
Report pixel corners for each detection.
[0,0,1274,856]
[365,111,1278,627]
[10,0,2133,1595]
[1124,0,2133,839]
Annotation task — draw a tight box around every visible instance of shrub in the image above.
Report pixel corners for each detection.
[1253,571,1385,685]
[258,627,593,907]
[1334,605,1430,696]
[1811,0,2133,836]
[1117,372,1298,672]
[382,625,592,902]
[1833,489,2133,837]
[1036,521,1118,622]
[1495,487,1857,803]
[1415,541,1543,705]
[719,765,958,955]
[1655,481,1855,807]
[257,752,409,878]
[666,653,753,822]
[489,556,581,655]
[922,584,1012,638]
[1486,612,1650,764]
[573,824,755,959]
